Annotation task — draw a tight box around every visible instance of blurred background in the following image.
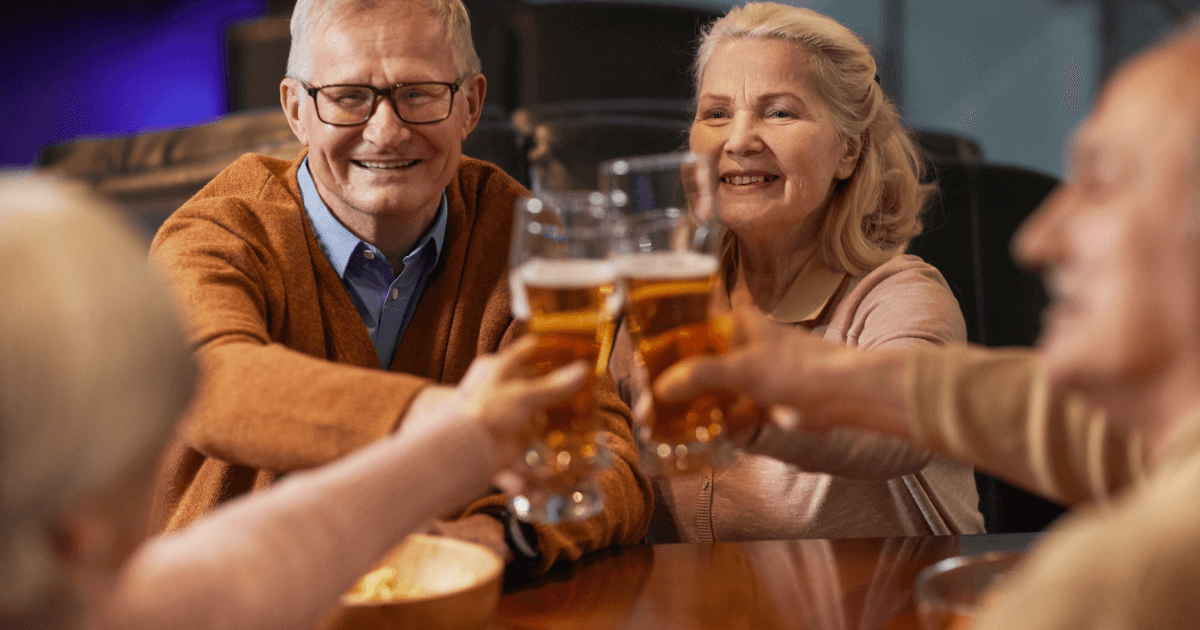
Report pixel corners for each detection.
[3,0,1196,175]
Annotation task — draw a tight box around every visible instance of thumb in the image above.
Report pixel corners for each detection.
[513,360,590,412]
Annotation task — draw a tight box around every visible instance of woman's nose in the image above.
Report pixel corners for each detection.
[724,113,764,155]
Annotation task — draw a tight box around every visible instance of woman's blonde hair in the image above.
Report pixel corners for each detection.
[695,2,933,275]
[0,174,195,614]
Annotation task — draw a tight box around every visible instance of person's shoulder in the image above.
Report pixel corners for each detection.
[833,253,966,346]
[855,254,955,297]
[451,156,530,210]
[174,153,303,219]
[155,152,306,247]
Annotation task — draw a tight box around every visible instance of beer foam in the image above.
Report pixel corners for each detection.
[615,251,719,279]
[515,259,618,287]
[510,259,619,320]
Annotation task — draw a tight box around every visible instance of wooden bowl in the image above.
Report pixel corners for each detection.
[319,534,504,630]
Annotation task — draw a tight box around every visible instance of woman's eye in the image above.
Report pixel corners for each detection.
[766,109,793,119]
[699,108,728,121]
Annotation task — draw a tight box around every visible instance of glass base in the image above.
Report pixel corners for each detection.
[511,476,605,524]
[637,435,741,477]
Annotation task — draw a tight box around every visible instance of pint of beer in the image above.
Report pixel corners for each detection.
[601,152,744,475]
[508,192,616,523]
[511,258,618,483]
[619,251,742,448]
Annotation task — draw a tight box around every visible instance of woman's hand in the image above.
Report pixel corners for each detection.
[456,336,590,470]
[403,337,588,472]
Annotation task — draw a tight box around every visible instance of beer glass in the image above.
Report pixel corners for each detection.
[601,151,745,475]
[508,191,619,523]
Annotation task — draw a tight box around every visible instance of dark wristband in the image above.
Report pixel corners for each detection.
[476,504,542,571]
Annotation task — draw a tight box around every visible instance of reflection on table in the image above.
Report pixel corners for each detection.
[498,534,1038,630]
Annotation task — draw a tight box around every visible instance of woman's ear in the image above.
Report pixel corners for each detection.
[835,135,862,181]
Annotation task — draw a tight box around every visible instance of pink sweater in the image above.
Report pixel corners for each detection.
[615,254,985,541]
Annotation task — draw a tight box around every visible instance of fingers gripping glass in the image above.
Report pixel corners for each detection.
[302,81,461,125]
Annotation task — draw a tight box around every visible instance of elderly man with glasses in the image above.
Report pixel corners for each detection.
[149,0,651,575]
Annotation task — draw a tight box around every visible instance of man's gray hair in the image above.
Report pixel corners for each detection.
[286,0,481,82]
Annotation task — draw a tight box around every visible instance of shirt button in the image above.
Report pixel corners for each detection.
[391,288,400,300]
[363,250,375,260]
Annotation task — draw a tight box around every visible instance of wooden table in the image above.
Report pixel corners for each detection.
[496,534,1036,630]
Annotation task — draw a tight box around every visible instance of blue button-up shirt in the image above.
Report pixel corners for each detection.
[298,158,447,369]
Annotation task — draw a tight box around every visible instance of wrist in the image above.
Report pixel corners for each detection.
[475,504,542,573]
[812,347,910,438]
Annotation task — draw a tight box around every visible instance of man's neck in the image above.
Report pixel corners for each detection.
[331,201,439,264]
[1099,360,1200,470]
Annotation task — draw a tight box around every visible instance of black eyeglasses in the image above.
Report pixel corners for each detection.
[301,81,461,126]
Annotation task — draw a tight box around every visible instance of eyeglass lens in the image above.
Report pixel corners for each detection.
[314,83,454,125]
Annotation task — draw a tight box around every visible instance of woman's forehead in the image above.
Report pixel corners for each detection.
[700,38,815,95]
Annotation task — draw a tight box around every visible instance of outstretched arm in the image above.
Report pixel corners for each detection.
[104,340,587,630]
[656,311,1144,504]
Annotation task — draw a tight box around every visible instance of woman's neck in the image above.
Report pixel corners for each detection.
[733,233,819,313]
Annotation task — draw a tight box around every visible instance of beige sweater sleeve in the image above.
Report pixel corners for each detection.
[905,345,1144,505]
[973,453,1200,630]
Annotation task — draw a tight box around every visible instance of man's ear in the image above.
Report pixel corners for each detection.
[459,73,487,141]
[281,78,311,147]
[835,134,863,181]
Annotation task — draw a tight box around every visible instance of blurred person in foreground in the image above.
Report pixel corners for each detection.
[0,172,589,629]
[612,2,983,542]
[149,0,650,574]
[658,18,1200,628]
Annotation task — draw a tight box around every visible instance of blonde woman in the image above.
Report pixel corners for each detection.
[612,3,984,542]
[0,173,585,629]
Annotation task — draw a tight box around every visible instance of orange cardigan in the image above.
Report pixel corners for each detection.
[150,152,652,574]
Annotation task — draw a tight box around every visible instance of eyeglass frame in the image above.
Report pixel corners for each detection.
[297,78,466,126]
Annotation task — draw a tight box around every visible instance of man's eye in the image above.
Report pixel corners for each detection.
[332,91,370,106]
[399,89,436,101]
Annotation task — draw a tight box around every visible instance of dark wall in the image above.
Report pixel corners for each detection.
[0,0,266,167]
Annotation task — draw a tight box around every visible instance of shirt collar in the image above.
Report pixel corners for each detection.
[298,157,447,276]
[761,244,849,325]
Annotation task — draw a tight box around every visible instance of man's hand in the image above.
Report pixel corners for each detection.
[653,309,911,438]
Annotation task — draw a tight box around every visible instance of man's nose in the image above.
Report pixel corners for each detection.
[361,95,412,147]
[1012,184,1071,272]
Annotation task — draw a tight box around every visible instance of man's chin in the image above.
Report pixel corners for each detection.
[1038,334,1121,403]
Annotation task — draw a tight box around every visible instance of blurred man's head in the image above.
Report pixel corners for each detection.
[1016,23,1200,449]
[0,174,195,622]
[281,0,486,248]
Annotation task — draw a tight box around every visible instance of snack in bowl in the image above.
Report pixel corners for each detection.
[321,534,505,630]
